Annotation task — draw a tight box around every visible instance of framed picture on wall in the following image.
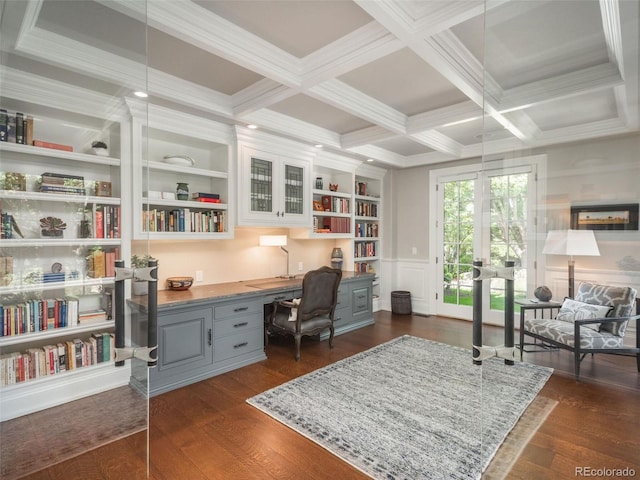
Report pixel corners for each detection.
[570,203,639,230]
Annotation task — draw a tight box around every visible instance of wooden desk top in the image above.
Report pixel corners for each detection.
[133,271,374,309]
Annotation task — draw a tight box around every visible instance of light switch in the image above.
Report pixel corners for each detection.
[412,247,417,256]
[195,270,203,282]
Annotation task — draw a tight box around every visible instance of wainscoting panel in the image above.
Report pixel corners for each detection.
[391,259,430,315]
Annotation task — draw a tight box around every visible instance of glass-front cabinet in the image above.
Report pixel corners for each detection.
[237,128,312,227]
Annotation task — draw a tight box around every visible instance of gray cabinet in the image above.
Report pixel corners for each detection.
[149,295,266,396]
[322,277,374,339]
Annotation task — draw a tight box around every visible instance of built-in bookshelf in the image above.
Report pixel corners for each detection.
[0,79,132,420]
[128,101,234,240]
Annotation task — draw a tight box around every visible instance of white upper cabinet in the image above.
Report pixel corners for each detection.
[237,128,312,227]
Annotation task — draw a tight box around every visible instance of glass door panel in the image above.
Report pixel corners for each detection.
[284,164,304,215]
[0,1,150,477]
[251,157,274,214]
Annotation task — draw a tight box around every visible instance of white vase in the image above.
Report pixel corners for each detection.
[132,280,148,296]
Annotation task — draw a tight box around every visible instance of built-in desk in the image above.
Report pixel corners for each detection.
[130,272,374,396]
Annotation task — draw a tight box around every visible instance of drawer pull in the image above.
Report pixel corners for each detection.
[234,341,249,349]
[208,328,212,346]
[335,316,342,321]
[234,307,249,312]
[274,295,286,301]
[234,322,249,328]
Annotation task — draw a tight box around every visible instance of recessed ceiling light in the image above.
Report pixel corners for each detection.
[315,144,323,148]
[134,91,148,98]
[247,124,258,129]
[367,158,374,162]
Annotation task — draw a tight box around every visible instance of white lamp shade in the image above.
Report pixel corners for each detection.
[542,229,600,256]
[259,235,287,247]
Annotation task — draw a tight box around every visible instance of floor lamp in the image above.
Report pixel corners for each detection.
[542,229,600,298]
[259,235,294,278]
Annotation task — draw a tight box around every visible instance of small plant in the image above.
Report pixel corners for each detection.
[40,216,67,237]
[131,254,153,268]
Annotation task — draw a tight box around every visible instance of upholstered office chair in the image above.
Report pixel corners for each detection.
[266,266,342,361]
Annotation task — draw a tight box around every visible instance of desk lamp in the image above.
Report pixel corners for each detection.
[542,229,600,298]
[259,235,294,278]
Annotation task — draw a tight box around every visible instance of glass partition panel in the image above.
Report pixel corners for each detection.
[0,1,151,477]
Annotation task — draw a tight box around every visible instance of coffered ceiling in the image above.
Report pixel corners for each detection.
[1,0,638,168]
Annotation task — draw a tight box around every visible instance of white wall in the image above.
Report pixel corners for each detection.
[387,133,640,315]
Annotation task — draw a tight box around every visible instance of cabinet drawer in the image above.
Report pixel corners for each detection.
[263,290,301,304]
[214,298,262,319]
[215,314,262,337]
[214,328,263,362]
[352,287,371,315]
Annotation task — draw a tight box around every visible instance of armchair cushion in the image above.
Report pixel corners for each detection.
[555,298,613,331]
[575,283,637,336]
[524,317,624,349]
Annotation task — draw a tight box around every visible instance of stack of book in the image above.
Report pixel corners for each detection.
[40,172,85,195]
[0,109,34,145]
[191,192,221,203]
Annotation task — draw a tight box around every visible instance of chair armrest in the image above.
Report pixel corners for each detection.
[278,299,299,308]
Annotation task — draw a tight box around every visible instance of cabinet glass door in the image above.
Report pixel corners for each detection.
[0,1,150,477]
[284,164,304,215]
[251,157,274,214]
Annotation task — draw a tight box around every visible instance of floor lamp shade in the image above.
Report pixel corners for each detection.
[542,230,600,298]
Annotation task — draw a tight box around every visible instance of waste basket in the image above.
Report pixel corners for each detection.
[391,291,412,315]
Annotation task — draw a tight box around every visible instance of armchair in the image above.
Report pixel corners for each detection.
[266,266,342,361]
[520,282,639,379]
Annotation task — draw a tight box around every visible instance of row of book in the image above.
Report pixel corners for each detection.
[354,261,376,273]
[0,108,74,151]
[355,201,378,218]
[354,241,377,258]
[1,213,23,239]
[355,222,379,238]
[39,171,85,195]
[94,205,121,239]
[0,332,114,386]
[312,216,351,234]
[0,109,33,146]
[86,247,121,279]
[1,297,110,337]
[355,180,368,196]
[142,208,226,233]
[321,195,350,213]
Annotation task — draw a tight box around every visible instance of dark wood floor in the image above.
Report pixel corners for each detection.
[15,311,640,479]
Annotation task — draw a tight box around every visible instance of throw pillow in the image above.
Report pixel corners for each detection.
[287,298,301,322]
[555,298,613,331]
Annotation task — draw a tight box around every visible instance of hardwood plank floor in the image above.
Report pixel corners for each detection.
[13,311,640,479]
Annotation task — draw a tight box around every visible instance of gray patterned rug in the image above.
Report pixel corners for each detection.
[247,335,553,480]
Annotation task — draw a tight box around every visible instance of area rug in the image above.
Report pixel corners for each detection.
[247,335,553,480]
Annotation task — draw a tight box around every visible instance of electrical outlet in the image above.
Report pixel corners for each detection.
[195,270,203,282]
[298,262,304,271]
[412,246,417,256]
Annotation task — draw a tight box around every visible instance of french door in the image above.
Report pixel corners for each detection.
[433,160,541,325]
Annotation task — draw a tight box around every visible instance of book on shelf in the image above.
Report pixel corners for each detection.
[15,112,24,144]
[32,140,73,152]
[0,109,7,142]
[39,185,86,195]
[191,192,220,200]
[195,197,222,203]
[78,309,108,324]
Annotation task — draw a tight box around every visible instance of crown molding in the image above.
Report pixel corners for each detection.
[345,144,408,168]
[309,79,407,135]
[301,21,403,87]
[341,126,398,149]
[241,109,342,150]
[314,150,361,172]
[499,63,623,113]
[410,130,463,157]
[232,79,298,117]
[1,67,127,121]
[145,1,301,88]
[235,125,318,161]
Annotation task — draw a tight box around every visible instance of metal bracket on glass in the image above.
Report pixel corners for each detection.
[114,266,157,282]
[114,345,158,363]
[473,344,516,362]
